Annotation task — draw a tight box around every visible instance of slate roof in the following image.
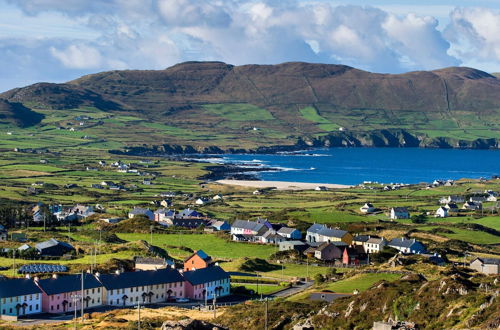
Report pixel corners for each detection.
[179,209,201,218]
[135,257,166,265]
[35,238,74,252]
[232,220,266,232]
[279,240,306,246]
[391,207,408,213]
[182,266,229,286]
[353,235,370,243]
[317,227,348,238]
[98,268,183,290]
[277,227,298,235]
[36,273,101,295]
[0,278,42,298]
[474,257,500,265]
[129,207,151,215]
[366,237,385,244]
[306,223,324,234]
[388,238,420,248]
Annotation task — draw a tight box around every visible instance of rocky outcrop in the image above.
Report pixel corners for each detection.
[161,319,227,330]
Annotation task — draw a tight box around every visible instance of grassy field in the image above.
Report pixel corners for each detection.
[117,233,276,259]
[231,284,284,295]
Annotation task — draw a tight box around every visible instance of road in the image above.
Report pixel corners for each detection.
[269,281,314,298]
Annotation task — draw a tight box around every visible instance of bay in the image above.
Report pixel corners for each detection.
[216,148,500,185]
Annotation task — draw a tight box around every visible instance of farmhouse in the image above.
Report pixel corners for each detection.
[128,207,154,220]
[388,238,426,254]
[306,224,353,245]
[279,241,308,252]
[469,257,499,275]
[313,242,344,261]
[135,257,169,271]
[390,207,409,220]
[207,220,231,231]
[342,246,368,265]
[444,203,459,213]
[463,201,482,210]
[360,203,375,214]
[184,250,213,272]
[435,206,448,218]
[35,239,74,257]
[231,219,268,238]
[276,227,302,240]
[364,237,387,254]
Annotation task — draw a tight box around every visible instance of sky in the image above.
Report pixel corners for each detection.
[1,0,500,92]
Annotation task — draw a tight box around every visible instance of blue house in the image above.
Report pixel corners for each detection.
[0,278,42,317]
[210,221,231,231]
[388,238,426,254]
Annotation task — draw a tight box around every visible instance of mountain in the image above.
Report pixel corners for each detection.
[0,98,44,127]
[1,62,499,151]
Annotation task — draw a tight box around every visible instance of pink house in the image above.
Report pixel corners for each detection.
[35,274,103,313]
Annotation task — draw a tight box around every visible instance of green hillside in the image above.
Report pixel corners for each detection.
[1,62,499,152]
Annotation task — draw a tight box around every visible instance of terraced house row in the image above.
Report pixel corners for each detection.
[0,251,230,320]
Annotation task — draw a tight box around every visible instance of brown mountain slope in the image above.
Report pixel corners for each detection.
[60,62,500,114]
[0,98,44,127]
[1,62,499,150]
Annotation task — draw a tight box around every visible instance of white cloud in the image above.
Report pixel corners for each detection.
[5,0,500,92]
[50,44,103,69]
[445,7,500,63]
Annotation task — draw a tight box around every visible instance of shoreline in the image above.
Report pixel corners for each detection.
[216,179,352,190]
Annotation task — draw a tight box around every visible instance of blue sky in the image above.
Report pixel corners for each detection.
[1,0,500,91]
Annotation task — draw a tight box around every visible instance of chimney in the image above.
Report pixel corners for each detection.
[52,274,58,279]
[25,274,31,279]
[95,272,100,278]
[115,270,121,275]
[33,276,39,282]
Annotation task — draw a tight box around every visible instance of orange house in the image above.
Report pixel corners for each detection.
[183,250,213,272]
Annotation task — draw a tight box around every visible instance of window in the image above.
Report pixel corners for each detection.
[9,308,12,313]
[98,288,100,293]
[92,288,95,294]
[35,304,38,310]
[92,299,94,304]
[2,309,5,314]
[57,304,59,309]
[29,305,32,311]
[69,303,72,308]
[110,290,113,295]
[51,306,53,311]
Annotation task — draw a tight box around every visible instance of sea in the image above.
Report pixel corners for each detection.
[203,148,500,185]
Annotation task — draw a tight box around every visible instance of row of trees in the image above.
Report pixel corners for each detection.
[0,204,57,229]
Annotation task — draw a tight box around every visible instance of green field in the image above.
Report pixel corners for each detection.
[231,284,283,295]
[117,233,276,259]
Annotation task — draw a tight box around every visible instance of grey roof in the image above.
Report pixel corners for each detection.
[0,278,42,298]
[391,207,408,212]
[307,223,325,234]
[277,227,299,235]
[182,266,229,286]
[37,273,101,295]
[388,238,419,248]
[353,235,370,243]
[232,220,266,232]
[317,227,348,238]
[98,268,183,290]
[474,257,500,265]
[366,237,385,244]
[35,238,74,251]
[279,240,306,246]
[135,257,166,265]
[129,207,151,215]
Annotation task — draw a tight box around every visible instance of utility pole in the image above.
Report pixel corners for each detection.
[81,271,84,322]
[306,258,309,281]
[12,249,16,277]
[264,298,268,330]
[150,225,153,245]
[137,301,141,330]
[213,291,217,318]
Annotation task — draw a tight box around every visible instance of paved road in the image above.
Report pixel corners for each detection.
[269,281,314,298]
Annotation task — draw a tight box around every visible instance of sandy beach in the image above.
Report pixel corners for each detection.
[216,179,352,190]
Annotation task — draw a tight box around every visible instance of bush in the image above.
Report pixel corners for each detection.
[239,258,280,272]
[411,214,427,224]
[314,274,325,283]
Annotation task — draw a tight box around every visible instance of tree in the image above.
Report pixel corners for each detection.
[314,274,325,283]
[411,214,426,224]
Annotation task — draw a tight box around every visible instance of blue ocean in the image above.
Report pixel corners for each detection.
[211,148,500,185]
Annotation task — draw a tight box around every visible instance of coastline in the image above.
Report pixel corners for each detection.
[216,179,352,190]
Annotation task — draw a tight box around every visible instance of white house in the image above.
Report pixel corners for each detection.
[390,207,409,220]
[315,186,328,191]
[195,198,210,205]
[128,207,154,220]
[360,203,375,214]
[364,237,387,254]
[276,227,302,240]
[435,207,448,218]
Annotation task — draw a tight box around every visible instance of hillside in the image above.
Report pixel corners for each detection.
[0,98,44,127]
[1,62,499,151]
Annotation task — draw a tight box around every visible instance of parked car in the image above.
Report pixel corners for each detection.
[175,298,189,303]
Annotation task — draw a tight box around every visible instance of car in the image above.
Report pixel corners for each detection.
[175,298,189,303]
